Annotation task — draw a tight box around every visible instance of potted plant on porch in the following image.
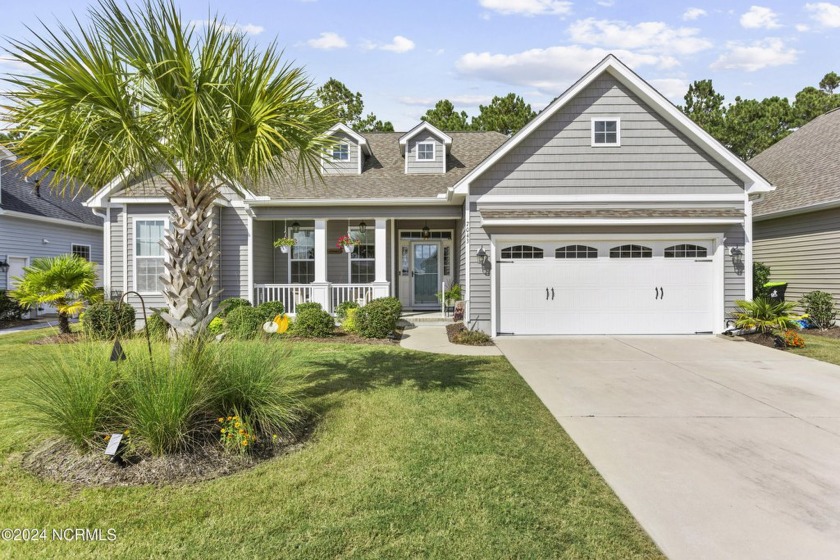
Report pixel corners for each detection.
[273,237,296,254]
[337,234,356,254]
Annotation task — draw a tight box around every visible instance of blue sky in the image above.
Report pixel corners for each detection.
[2,0,839,129]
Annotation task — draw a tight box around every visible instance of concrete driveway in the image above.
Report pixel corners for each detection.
[496,336,840,560]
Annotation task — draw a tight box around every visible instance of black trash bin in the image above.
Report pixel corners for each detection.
[764,281,788,303]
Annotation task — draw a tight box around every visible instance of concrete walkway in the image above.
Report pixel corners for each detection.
[0,319,65,336]
[399,325,502,356]
[496,335,840,560]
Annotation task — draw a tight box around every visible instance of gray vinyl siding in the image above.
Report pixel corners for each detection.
[220,206,250,300]
[110,208,124,295]
[457,215,467,285]
[323,131,360,175]
[723,223,746,315]
[252,219,273,284]
[406,133,444,174]
[471,74,743,197]
[754,208,840,310]
[467,204,491,331]
[0,215,103,291]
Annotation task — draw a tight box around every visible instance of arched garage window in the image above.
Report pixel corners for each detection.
[555,245,598,259]
[609,244,652,258]
[501,245,543,259]
[664,244,708,258]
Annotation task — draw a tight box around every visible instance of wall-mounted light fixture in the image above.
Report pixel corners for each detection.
[291,222,300,235]
[475,246,488,266]
[728,246,744,274]
[358,221,367,234]
[0,260,9,273]
[421,222,431,239]
[42,238,49,245]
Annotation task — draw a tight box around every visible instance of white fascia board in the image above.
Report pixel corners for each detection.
[450,54,775,196]
[398,122,453,154]
[753,198,840,221]
[2,209,104,230]
[476,194,747,204]
[480,218,744,227]
[326,123,370,155]
[110,196,230,207]
[84,168,133,208]
[0,146,17,161]
[245,196,450,207]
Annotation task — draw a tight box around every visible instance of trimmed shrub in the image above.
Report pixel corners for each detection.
[801,290,836,330]
[753,262,772,299]
[335,300,359,321]
[372,297,402,322]
[0,290,25,324]
[219,297,251,318]
[355,298,399,339]
[145,308,170,340]
[208,316,225,335]
[83,300,136,340]
[291,307,335,338]
[256,301,285,321]
[295,301,322,314]
[453,329,492,346]
[226,306,264,339]
[342,307,359,333]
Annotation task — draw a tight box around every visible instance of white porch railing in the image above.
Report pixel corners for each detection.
[331,284,375,310]
[253,284,313,314]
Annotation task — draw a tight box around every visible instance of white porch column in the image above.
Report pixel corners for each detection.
[372,218,390,298]
[314,219,327,283]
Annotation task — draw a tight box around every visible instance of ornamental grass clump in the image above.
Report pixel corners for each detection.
[732,298,800,335]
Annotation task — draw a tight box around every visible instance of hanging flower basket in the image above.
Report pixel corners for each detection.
[273,237,296,254]
[337,235,356,253]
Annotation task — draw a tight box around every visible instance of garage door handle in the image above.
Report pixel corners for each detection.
[551,288,555,300]
[655,287,660,300]
[546,288,549,300]
[661,287,664,299]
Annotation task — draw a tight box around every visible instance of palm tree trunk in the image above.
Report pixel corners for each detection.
[57,312,70,335]
[160,183,220,338]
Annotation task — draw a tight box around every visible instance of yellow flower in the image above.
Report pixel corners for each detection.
[234,422,241,428]
[218,417,224,423]
[239,429,245,435]
[124,430,130,435]
[241,441,248,447]
[104,435,110,441]
[227,416,232,421]
[221,428,226,434]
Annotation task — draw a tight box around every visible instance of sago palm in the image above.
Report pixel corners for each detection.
[732,298,800,334]
[10,255,97,334]
[3,0,336,337]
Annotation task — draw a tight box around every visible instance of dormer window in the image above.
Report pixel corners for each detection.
[332,143,349,161]
[417,142,435,161]
[592,118,620,147]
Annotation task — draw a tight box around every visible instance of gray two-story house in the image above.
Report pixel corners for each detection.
[1,147,104,316]
[84,55,772,335]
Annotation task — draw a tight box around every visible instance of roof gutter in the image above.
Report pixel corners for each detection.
[754,198,840,221]
[245,195,451,207]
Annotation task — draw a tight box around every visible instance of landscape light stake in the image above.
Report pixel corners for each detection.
[111,291,154,368]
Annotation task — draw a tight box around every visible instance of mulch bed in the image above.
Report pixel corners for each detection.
[740,332,786,349]
[284,328,403,345]
[29,332,82,345]
[446,322,495,346]
[21,421,313,487]
[800,327,840,339]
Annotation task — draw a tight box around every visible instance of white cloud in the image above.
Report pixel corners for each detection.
[478,0,572,16]
[190,20,264,36]
[597,0,615,7]
[398,94,492,107]
[739,6,781,29]
[805,2,840,27]
[796,23,811,31]
[649,78,689,102]
[710,38,798,72]
[682,8,707,21]
[568,18,713,55]
[380,36,415,53]
[455,45,661,92]
[305,32,348,50]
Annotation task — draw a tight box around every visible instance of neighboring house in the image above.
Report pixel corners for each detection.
[0,148,104,316]
[750,108,840,308]
[84,55,772,335]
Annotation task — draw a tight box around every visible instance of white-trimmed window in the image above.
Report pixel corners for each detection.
[349,227,375,283]
[289,228,315,283]
[135,219,167,293]
[71,244,91,261]
[592,118,620,146]
[332,143,349,161]
[416,142,435,161]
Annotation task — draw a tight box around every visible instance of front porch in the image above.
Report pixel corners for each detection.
[248,215,460,314]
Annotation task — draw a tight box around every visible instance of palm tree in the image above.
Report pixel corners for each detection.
[11,255,97,334]
[3,0,336,338]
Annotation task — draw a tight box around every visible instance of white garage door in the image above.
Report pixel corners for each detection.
[498,240,716,335]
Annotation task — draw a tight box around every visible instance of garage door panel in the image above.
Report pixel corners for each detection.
[498,240,717,335]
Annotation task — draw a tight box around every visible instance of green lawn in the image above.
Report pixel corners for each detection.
[0,329,661,559]
[792,333,840,366]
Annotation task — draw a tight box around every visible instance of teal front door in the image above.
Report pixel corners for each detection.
[412,242,439,307]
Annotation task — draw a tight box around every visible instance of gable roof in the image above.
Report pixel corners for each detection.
[115,131,507,201]
[0,158,102,227]
[327,123,371,156]
[749,108,840,218]
[399,122,452,155]
[451,54,774,195]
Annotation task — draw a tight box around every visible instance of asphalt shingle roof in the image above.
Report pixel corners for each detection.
[0,159,102,227]
[749,108,840,217]
[120,131,508,199]
[480,208,745,219]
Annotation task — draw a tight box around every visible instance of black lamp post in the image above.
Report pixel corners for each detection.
[110,291,154,367]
